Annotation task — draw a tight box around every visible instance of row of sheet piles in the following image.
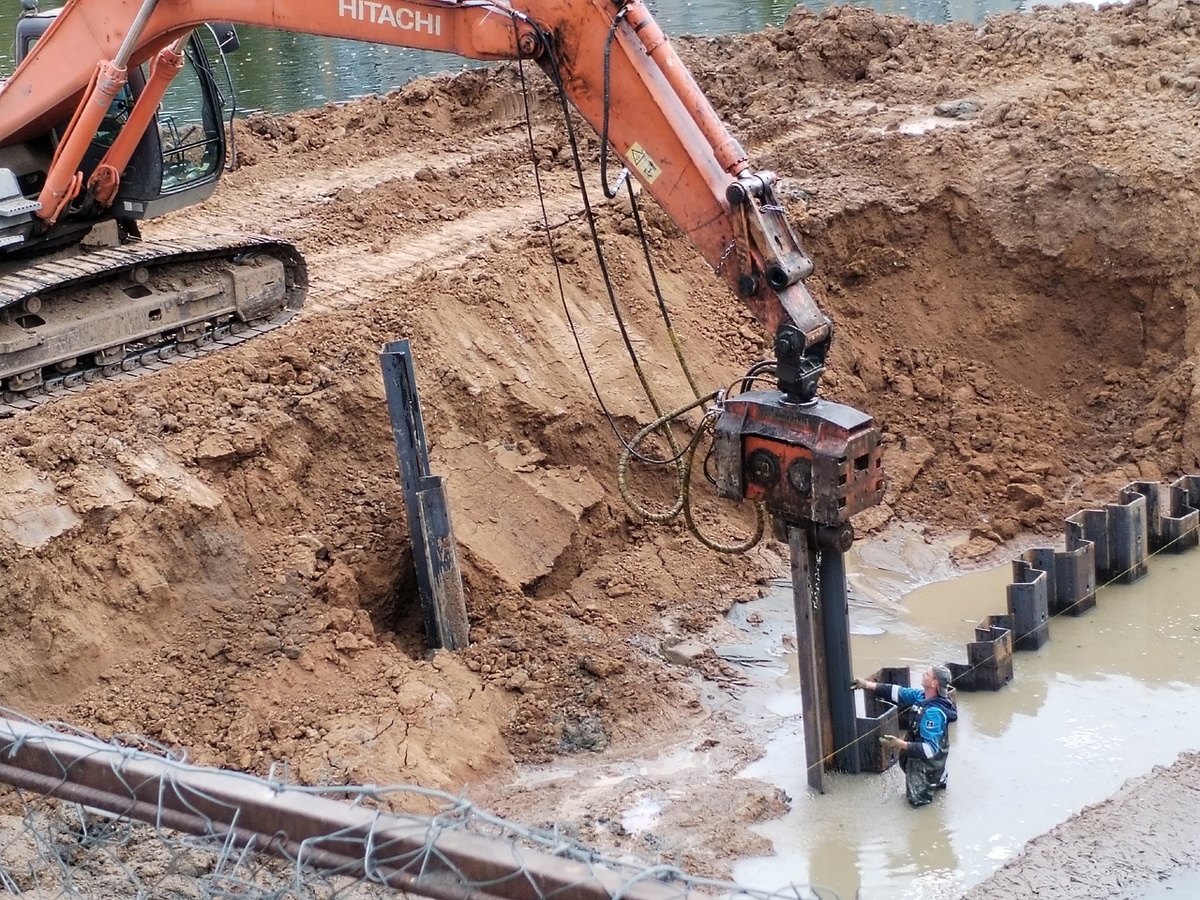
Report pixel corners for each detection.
[947,475,1200,692]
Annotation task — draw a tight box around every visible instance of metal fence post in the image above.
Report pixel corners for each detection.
[380,339,469,650]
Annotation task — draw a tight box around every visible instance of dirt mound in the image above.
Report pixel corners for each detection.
[2,0,1199,881]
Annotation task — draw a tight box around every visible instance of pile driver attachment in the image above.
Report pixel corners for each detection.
[713,393,884,541]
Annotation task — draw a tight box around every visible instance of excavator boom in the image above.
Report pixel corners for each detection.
[0,0,883,529]
[0,0,828,388]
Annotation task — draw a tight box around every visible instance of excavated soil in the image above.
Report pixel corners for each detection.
[4,0,1200,894]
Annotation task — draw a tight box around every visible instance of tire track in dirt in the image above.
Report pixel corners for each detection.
[149,125,599,313]
[154,127,546,230]
[157,183,593,314]
[296,191,591,312]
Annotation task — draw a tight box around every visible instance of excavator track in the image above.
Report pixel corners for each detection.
[0,235,307,419]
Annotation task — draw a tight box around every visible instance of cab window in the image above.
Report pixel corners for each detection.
[157,44,223,192]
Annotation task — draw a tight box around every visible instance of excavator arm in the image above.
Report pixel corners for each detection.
[0,0,883,529]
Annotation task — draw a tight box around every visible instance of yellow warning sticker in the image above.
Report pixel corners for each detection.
[627,143,662,184]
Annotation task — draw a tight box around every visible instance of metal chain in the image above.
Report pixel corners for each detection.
[811,547,823,610]
[714,239,736,274]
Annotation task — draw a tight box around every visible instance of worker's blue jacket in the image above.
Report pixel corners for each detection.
[873,683,959,806]
[883,686,958,759]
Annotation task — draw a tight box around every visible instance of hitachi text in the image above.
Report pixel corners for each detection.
[339,0,443,35]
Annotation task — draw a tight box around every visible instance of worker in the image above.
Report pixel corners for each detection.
[851,665,957,807]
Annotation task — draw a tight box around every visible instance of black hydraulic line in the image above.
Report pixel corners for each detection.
[599,6,631,199]
[515,41,684,468]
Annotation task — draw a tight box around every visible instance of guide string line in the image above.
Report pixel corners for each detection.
[804,521,1199,779]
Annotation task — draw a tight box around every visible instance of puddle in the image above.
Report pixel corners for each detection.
[512,744,707,792]
[1129,870,1200,898]
[495,526,1200,900]
[729,534,1200,900]
[622,795,663,834]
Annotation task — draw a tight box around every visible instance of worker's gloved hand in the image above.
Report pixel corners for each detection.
[878,734,901,751]
[850,677,868,691]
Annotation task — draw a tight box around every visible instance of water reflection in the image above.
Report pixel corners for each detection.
[966,672,1047,738]
[808,827,863,899]
[0,0,1029,118]
[893,802,956,877]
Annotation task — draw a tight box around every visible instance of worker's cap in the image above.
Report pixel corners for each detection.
[931,664,952,697]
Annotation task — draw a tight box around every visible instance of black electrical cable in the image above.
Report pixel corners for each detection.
[516,28,692,468]
[599,7,630,200]
[516,20,768,547]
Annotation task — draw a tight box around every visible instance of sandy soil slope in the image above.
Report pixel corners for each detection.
[3,0,1200,891]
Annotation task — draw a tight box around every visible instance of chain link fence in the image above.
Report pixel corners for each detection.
[0,708,839,900]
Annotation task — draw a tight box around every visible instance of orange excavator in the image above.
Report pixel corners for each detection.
[0,0,882,534]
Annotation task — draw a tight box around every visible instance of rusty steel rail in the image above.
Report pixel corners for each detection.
[0,715,696,900]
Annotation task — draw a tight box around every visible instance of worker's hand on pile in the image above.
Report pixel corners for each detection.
[878,734,901,751]
[850,677,868,691]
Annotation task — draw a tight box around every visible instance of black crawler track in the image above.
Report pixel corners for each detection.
[0,234,307,419]
[0,311,297,418]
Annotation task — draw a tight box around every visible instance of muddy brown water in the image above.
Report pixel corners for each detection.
[724,527,1200,900]
[501,524,1200,900]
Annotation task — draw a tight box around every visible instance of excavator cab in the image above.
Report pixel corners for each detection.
[5,11,233,253]
[0,13,309,411]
